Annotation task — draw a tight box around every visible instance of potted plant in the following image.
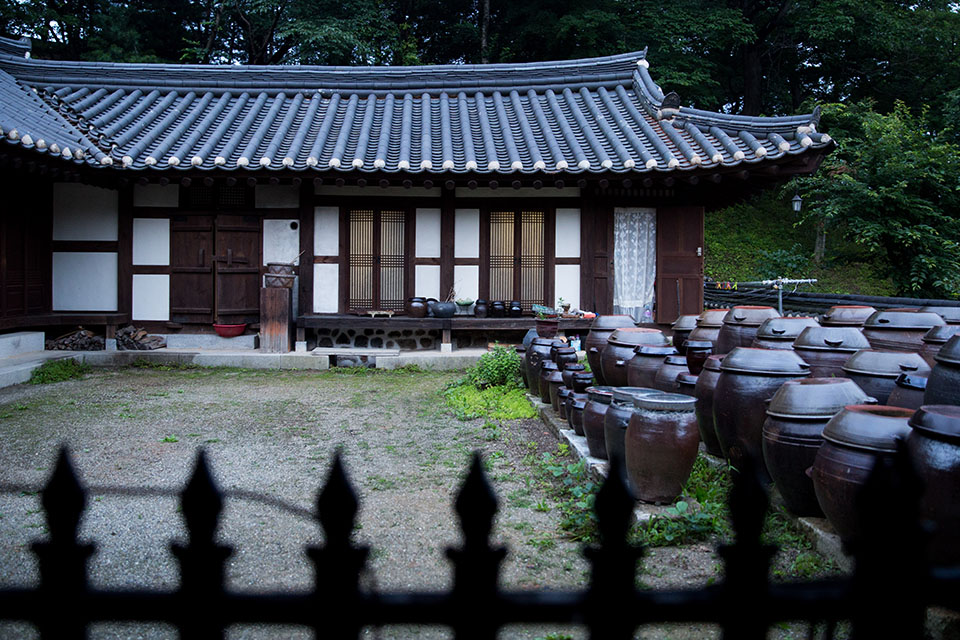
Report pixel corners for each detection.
[533,304,560,338]
[455,297,475,315]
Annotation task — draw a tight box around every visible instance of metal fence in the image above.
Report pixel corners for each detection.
[0,446,957,639]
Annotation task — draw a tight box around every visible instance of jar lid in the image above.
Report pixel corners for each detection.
[934,334,960,365]
[842,349,931,378]
[894,373,927,391]
[531,337,564,346]
[820,305,876,326]
[702,354,725,372]
[540,360,559,371]
[722,305,779,327]
[909,405,960,442]
[633,391,696,412]
[793,326,871,352]
[563,363,586,371]
[863,310,946,330]
[922,325,960,344]
[612,387,658,404]
[671,314,700,331]
[719,347,811,376]
[676,373,699,387]
[918,306,960,324]
[697,308,730,328]
[766,378,874,419]
[585,386,615,403]
[554,346,577,354]
[590,314,639,330]
[683,339,713,349]
[634,345,678,356]
[755,316,821,340]
[608,328,669,347]
[515,345,527,352]
[573,371,594,381]
[822,405,914,452]
[662,355,688,366]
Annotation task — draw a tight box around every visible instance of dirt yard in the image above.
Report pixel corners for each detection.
[0,365,836,639]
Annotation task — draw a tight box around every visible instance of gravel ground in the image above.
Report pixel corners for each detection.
[0,365,834,640]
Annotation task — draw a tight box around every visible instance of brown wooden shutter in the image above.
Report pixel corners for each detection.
[655,206,704,323]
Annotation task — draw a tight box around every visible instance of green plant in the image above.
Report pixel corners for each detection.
[529,445,599,542]
[756,244,810,279]
[29,359,90,384]
[468,344,523,389]
[161,435,179,443]
[444,384,537,420]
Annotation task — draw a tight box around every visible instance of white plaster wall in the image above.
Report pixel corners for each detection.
[415,208,442,258]
[454,209,480,258]
[52,252,117,311]
[316,186,434,197]
[555,264,580,310]
[314,206,339,256]
[132,218,170,265]
[453,265,479,301]
[263,219,300,265]
[132,274,170,321]
[454,187,579,198]
[313,263,339,313]
[133,184,179,207]
[256,185,299,208]
[415,265,441,299]
[52,183,118,241]
[555,208,581,258]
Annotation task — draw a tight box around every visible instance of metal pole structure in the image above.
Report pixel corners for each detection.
[732,278,819,315]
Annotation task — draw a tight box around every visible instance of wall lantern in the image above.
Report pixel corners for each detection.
[791,193,803,213]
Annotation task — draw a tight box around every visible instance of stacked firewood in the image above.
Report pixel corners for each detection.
[116,326,166,350]
[46,328,105,351]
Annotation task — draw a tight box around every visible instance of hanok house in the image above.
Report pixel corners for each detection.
[0,35,832,352]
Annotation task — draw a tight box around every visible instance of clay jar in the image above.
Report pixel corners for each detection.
[925,335,960,406]
[556,387,572,420]
[906,405,960,564]
[713,347,811,478]
[525,338,562,395]
[567,392,589,436]
[792,326,870,378]
[761,378,874,517]
[515,345,528,389]
[671,314,700,356]
[716,306,779,354]
[604,387,659,483]
[820,305,876,327]
[811,405,914,542]
[687,308,729,352]
[841,349,931,405]
[683,340,713,375]
[626,392,700,503]
[489,301,506,317]
[751,316,821,350]
[693,354,726,457]
[548,371,568,413]
[920,325,960,368]
[676,373,698,398]
[406,297,428,318]
[626,345,678,388]
[508,301,523,317]
[585,315,637,386]
[561,363,586,390]
[600,328,669,388]
[887,374,927,410]
[919,305,960,325]
[653,355,690,393]
[551,345,579,371]
[582,386,615,459]
[861,310,945,352]
[473,299,489,318]
[538,361,561,405]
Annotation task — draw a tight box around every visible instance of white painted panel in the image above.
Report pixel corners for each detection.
[314,206,339,256]
[132,218,170,265]
[453,265,479,301]
[415,265,441,299]
[555,265,580,311]
[313,264,339,313]
[555,208,581,258]
[52,183,118,241]
[454,187,579,198]
[256,185,299,208]
[132,274,170,321]
[415,208,442,258]
[316,186,435,197]
[52,252,117,311]
[263,219,300,265]
[454,208,480,258]
[133,184,179,207]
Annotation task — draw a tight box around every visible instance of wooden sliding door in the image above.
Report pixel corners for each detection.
[347,207,410,312]
[483,208,550,311]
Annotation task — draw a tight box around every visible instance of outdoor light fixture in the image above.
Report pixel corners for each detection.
[792,193,803,213]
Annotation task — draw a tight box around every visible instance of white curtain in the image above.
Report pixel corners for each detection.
[613,208,657,322]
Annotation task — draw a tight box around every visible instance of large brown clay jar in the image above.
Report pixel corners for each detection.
[653,355,690,393]
[538,361,561,405]
[919,325,960,368]
[792,326,870,378]
[567,392,589,436]
[585,315,637,385]
[751,316,820,350]
[604,387,659,483]
[583,386,615,459]
[925,335,960,406]
[516,345,528,389]
[919,306,960,325]
[811,405,913,542]
[551,345,579,371]
[626,345,678,388]
[713,347,811,479]
[687,308,729,352]
[561,363,586,390]
[716,306,779,354]
[677,373,697,396]
[906,405,960,564]
[526,338,562,394]
[626,392,700,503]
[671,314,700,356]
[887,374,927,410]
[841,349,931,405]
[761,378,874,517]
[693,354,726,457]
[600,328,669,388]
[820,305,876,327]
[861,310,945,352]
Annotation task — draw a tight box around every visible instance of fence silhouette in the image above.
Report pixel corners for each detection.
[0,445,957,639]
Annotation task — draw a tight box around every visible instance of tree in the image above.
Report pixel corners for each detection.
[796,102,960,299]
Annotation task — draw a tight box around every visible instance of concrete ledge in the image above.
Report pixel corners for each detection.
[377,349,486,370]
[159,333,259,350]
[0,332,45,358]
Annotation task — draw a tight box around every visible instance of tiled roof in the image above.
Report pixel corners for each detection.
[0,37,832,173]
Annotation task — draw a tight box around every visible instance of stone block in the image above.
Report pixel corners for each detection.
[0,331,45,357]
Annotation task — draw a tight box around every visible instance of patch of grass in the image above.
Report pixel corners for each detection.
[526,535,557,552]
[525,444,599,542]
[160,435,179,443]
[29,359,90,384]
[444,384,537,420]
[367,475,398,491]
[129,358,203,371]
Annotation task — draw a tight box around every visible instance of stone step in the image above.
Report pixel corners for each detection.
[310,347,400,357]
[158,333,259,350]
[0,331,45,358]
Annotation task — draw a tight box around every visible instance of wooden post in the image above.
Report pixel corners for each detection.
[260,287,292,353]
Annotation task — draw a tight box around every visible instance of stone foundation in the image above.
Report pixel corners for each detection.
[308,328,531,351]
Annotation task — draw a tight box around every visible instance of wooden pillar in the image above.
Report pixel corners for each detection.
[260,287,292,353]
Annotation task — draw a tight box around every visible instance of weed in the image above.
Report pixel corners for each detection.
[130,359,202,371]
[526,444,599,542]
[526,535,557,552]
[534,634,574,640]
[368,475,398,491]
[467,344,523,388]
[394,364,425,374]
[29,359,90,384]
[444,384,536,420]
[534,500,551,513]
[161,435,179,443]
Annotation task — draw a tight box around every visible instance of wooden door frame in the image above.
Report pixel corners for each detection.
[478,204,554,309]
[339,203,416,312]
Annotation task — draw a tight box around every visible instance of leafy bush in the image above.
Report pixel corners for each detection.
[756,244,810,279]
[444,384,536,420]
[468,344,523,389]
[29,359,90,384]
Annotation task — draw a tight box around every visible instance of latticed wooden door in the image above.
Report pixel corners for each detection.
[487,209,546,311]
[347,208,408,311]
